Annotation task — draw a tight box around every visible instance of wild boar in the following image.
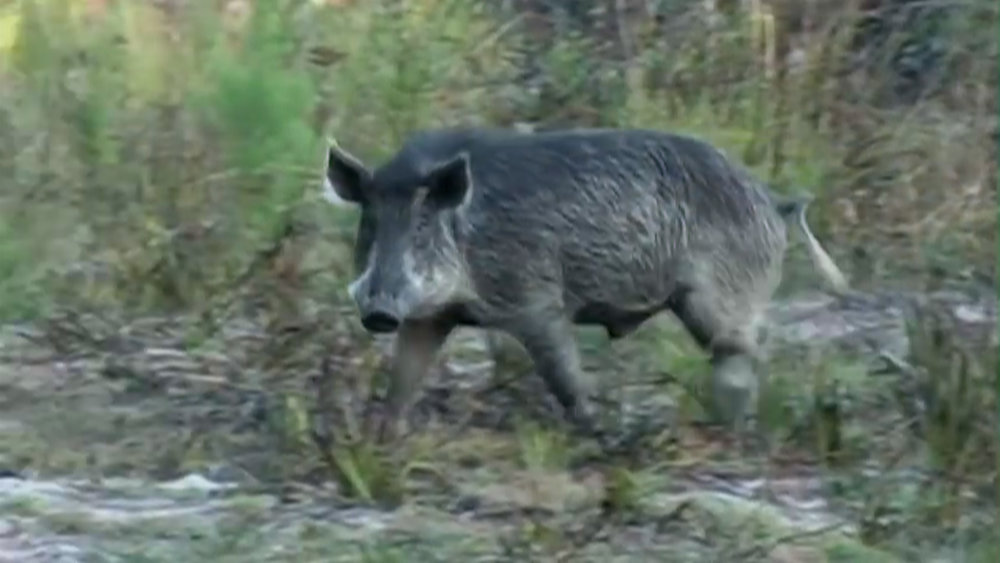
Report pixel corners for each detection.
[321,127,848,442]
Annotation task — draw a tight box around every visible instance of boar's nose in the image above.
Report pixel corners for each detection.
[360,310,400,334]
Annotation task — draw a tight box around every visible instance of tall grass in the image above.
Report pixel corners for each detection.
[1,0,994,320]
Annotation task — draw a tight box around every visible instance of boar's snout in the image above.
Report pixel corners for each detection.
[360,309,401,334]
[349,274,406,334]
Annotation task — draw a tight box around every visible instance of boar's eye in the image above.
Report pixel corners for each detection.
[425,152,472,209]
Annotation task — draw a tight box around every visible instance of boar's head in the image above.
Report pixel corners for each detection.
[322,143,474,334]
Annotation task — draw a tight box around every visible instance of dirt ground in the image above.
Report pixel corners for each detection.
[0,285,995,562]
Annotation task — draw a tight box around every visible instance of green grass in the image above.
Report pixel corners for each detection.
[1,0,994,319]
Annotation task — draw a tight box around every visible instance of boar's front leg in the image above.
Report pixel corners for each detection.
[505,314,600,437]
[368,318,454,443]
[669,287,763,436]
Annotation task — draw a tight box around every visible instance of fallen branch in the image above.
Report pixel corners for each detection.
[733,521,847,561]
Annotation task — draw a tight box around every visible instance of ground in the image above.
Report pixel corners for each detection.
[0,284,995,563]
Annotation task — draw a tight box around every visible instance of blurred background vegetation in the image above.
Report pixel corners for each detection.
[0,0,995,321]
[0,0,996,561]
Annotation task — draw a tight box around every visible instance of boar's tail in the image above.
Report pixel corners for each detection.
[773,195,850,295]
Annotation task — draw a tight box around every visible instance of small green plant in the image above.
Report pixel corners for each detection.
[0,217,48,320]
[315,427,444,509]
[849,300,999,557]
[757,349,875,465]
[358,541,408,563]
[328,441,405,507]
[601,465,643,516]
[903,302,998,526]
[307,398,414,508]
[514,419,570,473]
[644,323,710,423]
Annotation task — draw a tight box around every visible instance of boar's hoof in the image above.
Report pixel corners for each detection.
[709,353,759,431]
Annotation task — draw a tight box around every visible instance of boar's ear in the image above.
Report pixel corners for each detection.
[324,143,371,206]
[425,152,472,209]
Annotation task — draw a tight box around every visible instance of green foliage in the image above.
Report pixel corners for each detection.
[358,542,409,563]
[313,0,517,155]
[1,0,995,319]
[0,217,47,320]
[860,304,1000,552]
[757,351,876,464]
[514,419,570,473]
[0,0,529,318]
[327,441,407,507]
[905,305,998,482]
[600,465,643,515]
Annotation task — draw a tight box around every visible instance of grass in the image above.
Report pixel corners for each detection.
[0,0,996,561]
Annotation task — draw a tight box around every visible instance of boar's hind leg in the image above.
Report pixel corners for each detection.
[669,289,763,431]
[371,318,454,442]
[506,315,599,436]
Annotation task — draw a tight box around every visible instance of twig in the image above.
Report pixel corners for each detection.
[469,13,525,58]
[553,510,612,563]
[874,351,917,376]
[146,371,248,389]
[733,521,847,560]
[653,499,694,530]
[615,0,635,65]
[472,366,532,396]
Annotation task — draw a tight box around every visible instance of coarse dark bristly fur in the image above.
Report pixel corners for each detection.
[322,127,849,442]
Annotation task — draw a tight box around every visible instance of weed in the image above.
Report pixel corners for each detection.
[515,419,571,474]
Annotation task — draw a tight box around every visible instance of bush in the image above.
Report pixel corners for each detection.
[1,0,995,319]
